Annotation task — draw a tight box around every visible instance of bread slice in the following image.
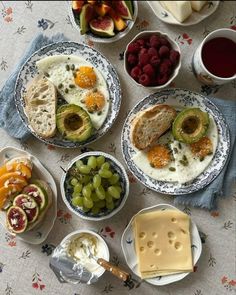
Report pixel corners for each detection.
[131,105,177,150]
[24,75,57,138]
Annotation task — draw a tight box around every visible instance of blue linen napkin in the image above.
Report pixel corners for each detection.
[174,97,236,211]
[0,33,68,141]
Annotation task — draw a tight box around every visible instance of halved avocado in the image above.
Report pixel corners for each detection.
[56,104,93,142]
[172,108,209,144]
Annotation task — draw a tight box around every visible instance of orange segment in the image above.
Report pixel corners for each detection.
[0,163,32,179]
[0,172,28,188]
[147,145,171,168]
[84,91,105,112]
[74,66,97,88]
[190,136,213,159]
[0,184,22,209]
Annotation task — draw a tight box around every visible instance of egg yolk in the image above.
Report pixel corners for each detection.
[147,145,171,168]
[84,91,105,112]
[74,66,97,88]
[190,136,213,158]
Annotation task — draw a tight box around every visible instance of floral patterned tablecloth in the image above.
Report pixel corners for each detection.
[0,1,235,295]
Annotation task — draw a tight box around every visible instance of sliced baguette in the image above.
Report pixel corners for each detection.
[24,75,57,138]
[131,104,177,150]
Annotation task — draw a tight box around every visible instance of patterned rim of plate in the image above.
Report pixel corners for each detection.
[121,88,230,195]
[121,203,202,286]
[14,41,122,148]
[147,1,219,26]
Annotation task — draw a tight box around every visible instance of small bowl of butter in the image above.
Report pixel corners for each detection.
[60,229,110,282]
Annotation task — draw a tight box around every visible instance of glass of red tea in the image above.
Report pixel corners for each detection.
[192,28,236,85]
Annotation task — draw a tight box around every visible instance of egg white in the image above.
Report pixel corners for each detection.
[131,114,218,184]
[36,55,110,129]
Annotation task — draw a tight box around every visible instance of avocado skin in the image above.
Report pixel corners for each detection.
[172,108,209,144]
[56,104,93,142]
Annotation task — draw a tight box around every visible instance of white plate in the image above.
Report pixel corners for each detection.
[0,146,57,244]
[121,88,230,195]
[147,1,219,26]
[121,204,202,286]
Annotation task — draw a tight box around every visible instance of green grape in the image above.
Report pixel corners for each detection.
[114,185,122,193]
[93,174,101,189]
[108,186,120,199]
[70,178,78,186]
[101,162,110,170]
[87,156,97,169]
[81,175,91,184]
[83,197,94,209]
[91,192,100,202]
[82,206,90,213]
[105,191,113,203]
[106,200,115,210]
[74,183,82,193]
[86,182,94,191]
[95,186,106,200]
[96,155,105,167]
[91,206,100,215]
[78,165,91,174]
[108,173,120,185]
[99,169,112,178]
[72,196,83,207]
[72,191,81,198]
[82,186,91,199]
[76,160,83,168]
[96,200,106,208]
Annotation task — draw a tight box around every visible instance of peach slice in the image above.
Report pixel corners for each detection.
[0,184,22,209]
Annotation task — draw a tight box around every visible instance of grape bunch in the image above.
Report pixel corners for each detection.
[69,155,123,215]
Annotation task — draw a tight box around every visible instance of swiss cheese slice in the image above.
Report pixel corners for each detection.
[133,209,193,279]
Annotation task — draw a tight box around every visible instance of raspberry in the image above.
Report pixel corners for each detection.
[139,48,148,56]
[160,37,171,48]
[148,47,158,57]
[157,74,169,85]
[127,53,138,66]
[143,64,155,77]
[130,66,142,81]
[139,74,151,86]
[139,53,149,66]
[127,42,140,53]
[159,59,172,75]
[150,55,161,67]
[159,46,170,58]
[169,50,180,66]
[136,38,145,47]
[150,35,161,48]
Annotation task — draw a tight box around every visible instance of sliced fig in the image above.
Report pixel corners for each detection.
[80,3,96,34]
[7,206,28,234]
[22,184,47,211]
[90,16,115,37]
[113,0,133,20]
[13,194,39,224]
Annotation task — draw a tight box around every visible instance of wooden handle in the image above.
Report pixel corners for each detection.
[97,258,131,282]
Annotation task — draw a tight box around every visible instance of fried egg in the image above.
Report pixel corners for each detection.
[132,114,218,184]
[36,55,110,129]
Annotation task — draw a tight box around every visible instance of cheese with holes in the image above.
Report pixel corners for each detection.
[160,1,192,23]
[133,209,193,279]
[191,1,207,11]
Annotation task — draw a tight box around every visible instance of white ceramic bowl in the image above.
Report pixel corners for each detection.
[124,30,181,90]
[60,229,110,282]
[60,151,129,221]
[68,1,138,43]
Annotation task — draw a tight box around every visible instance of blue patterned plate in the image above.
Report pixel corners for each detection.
[121,88,230,195]
[121,204,202,286]
[14,41,121,148]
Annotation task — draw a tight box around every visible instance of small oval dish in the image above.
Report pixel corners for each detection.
[61,151,129,221]
[0,146,57,245]
[68,0,138,43]
[124,30,181,90]
[121,203,202,286]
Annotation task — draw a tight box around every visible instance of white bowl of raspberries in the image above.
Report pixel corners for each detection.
[124,30,181,88]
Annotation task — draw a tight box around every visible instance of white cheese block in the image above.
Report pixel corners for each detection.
[160,1,192,23]
[133,209,193,279]
[191,1,207,11]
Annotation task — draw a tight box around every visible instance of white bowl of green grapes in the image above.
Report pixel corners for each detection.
[61,151,129,220]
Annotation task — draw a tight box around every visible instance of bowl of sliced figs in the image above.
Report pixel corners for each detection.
[68,0,138,43]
